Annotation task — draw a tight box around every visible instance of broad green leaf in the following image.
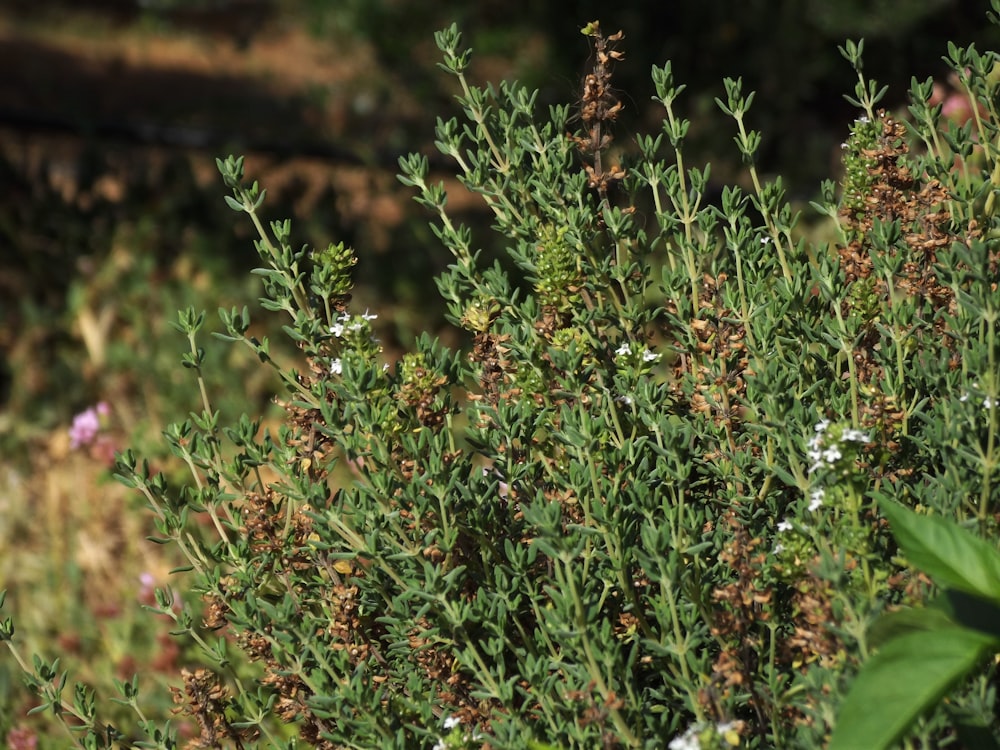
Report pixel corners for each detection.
[869,591,1000,649]
[933,589,1000,640]
[878,499,1000,602]
[830,626,998,750]
[866,604,956,648]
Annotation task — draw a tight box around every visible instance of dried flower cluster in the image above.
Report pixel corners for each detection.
[571,22,627,204]
[837,110,972,434]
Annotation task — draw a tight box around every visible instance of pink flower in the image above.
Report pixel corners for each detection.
[138,571,157,606]
[928,73,983,127]
[6,726,38,750]
[68,401,113,452]
[69,408,100,448]
[940,92,974,125]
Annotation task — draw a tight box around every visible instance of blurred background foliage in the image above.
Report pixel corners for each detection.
[0,0,998,743]
[3,0,997,440]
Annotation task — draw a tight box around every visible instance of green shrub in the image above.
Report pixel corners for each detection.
[7,8,1000,748]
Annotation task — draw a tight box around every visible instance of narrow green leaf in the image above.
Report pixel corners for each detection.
[223,195,245,212]
[878,499,1000,602]
[830,627,997,750]
[947,703,1000,750]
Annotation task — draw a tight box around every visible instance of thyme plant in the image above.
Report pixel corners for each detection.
[6,9,1000,748]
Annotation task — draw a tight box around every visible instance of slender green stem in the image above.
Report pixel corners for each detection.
[243,197,313,319]
[559,557,641,747]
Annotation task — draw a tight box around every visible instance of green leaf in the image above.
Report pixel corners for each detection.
[932,589,1000,640]
[866,604,957,649]
[868,590,1000,649]
[830,626,998,750]
[223,194,245,213]
[878,499,1000,602]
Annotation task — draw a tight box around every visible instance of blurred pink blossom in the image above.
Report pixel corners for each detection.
[68,402,109,449]
[6,726,38,750]
[138,571,182,612]
[929,73,982,127]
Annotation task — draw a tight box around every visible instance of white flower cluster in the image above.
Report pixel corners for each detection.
[432,715,479,750]
[615,342,660,362]
[806,419,869,474]
[841,114,871,149]
[329,310,379,376]
[773,420,872,551]
[774,487,825,553]
[960,382,996,409]
[668,721,739,750]
[330,309,378,339]
[807,487,825,512]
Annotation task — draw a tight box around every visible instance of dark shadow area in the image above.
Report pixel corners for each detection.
[4,0,277,46]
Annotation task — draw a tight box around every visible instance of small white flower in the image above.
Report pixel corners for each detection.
[773,542,785,554]
[617,394,634,406]
[777,519,793,532]
[668,725,702,750]
[361,309,378,321]
[822,445,843,464]
[443,716,461,730]
[815,419,831,433]
[615,343,659,363]
[807,433,824,469]
[841,428,870,443]
[760,236,772,245]
[959,384,996,409]
[330,358,343,375]
[840,141,849,149]
[808,487,825,512]
[432,742,447,750]
[330,322,345,338]
[857,115,870,123]
[482,467,509,500]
